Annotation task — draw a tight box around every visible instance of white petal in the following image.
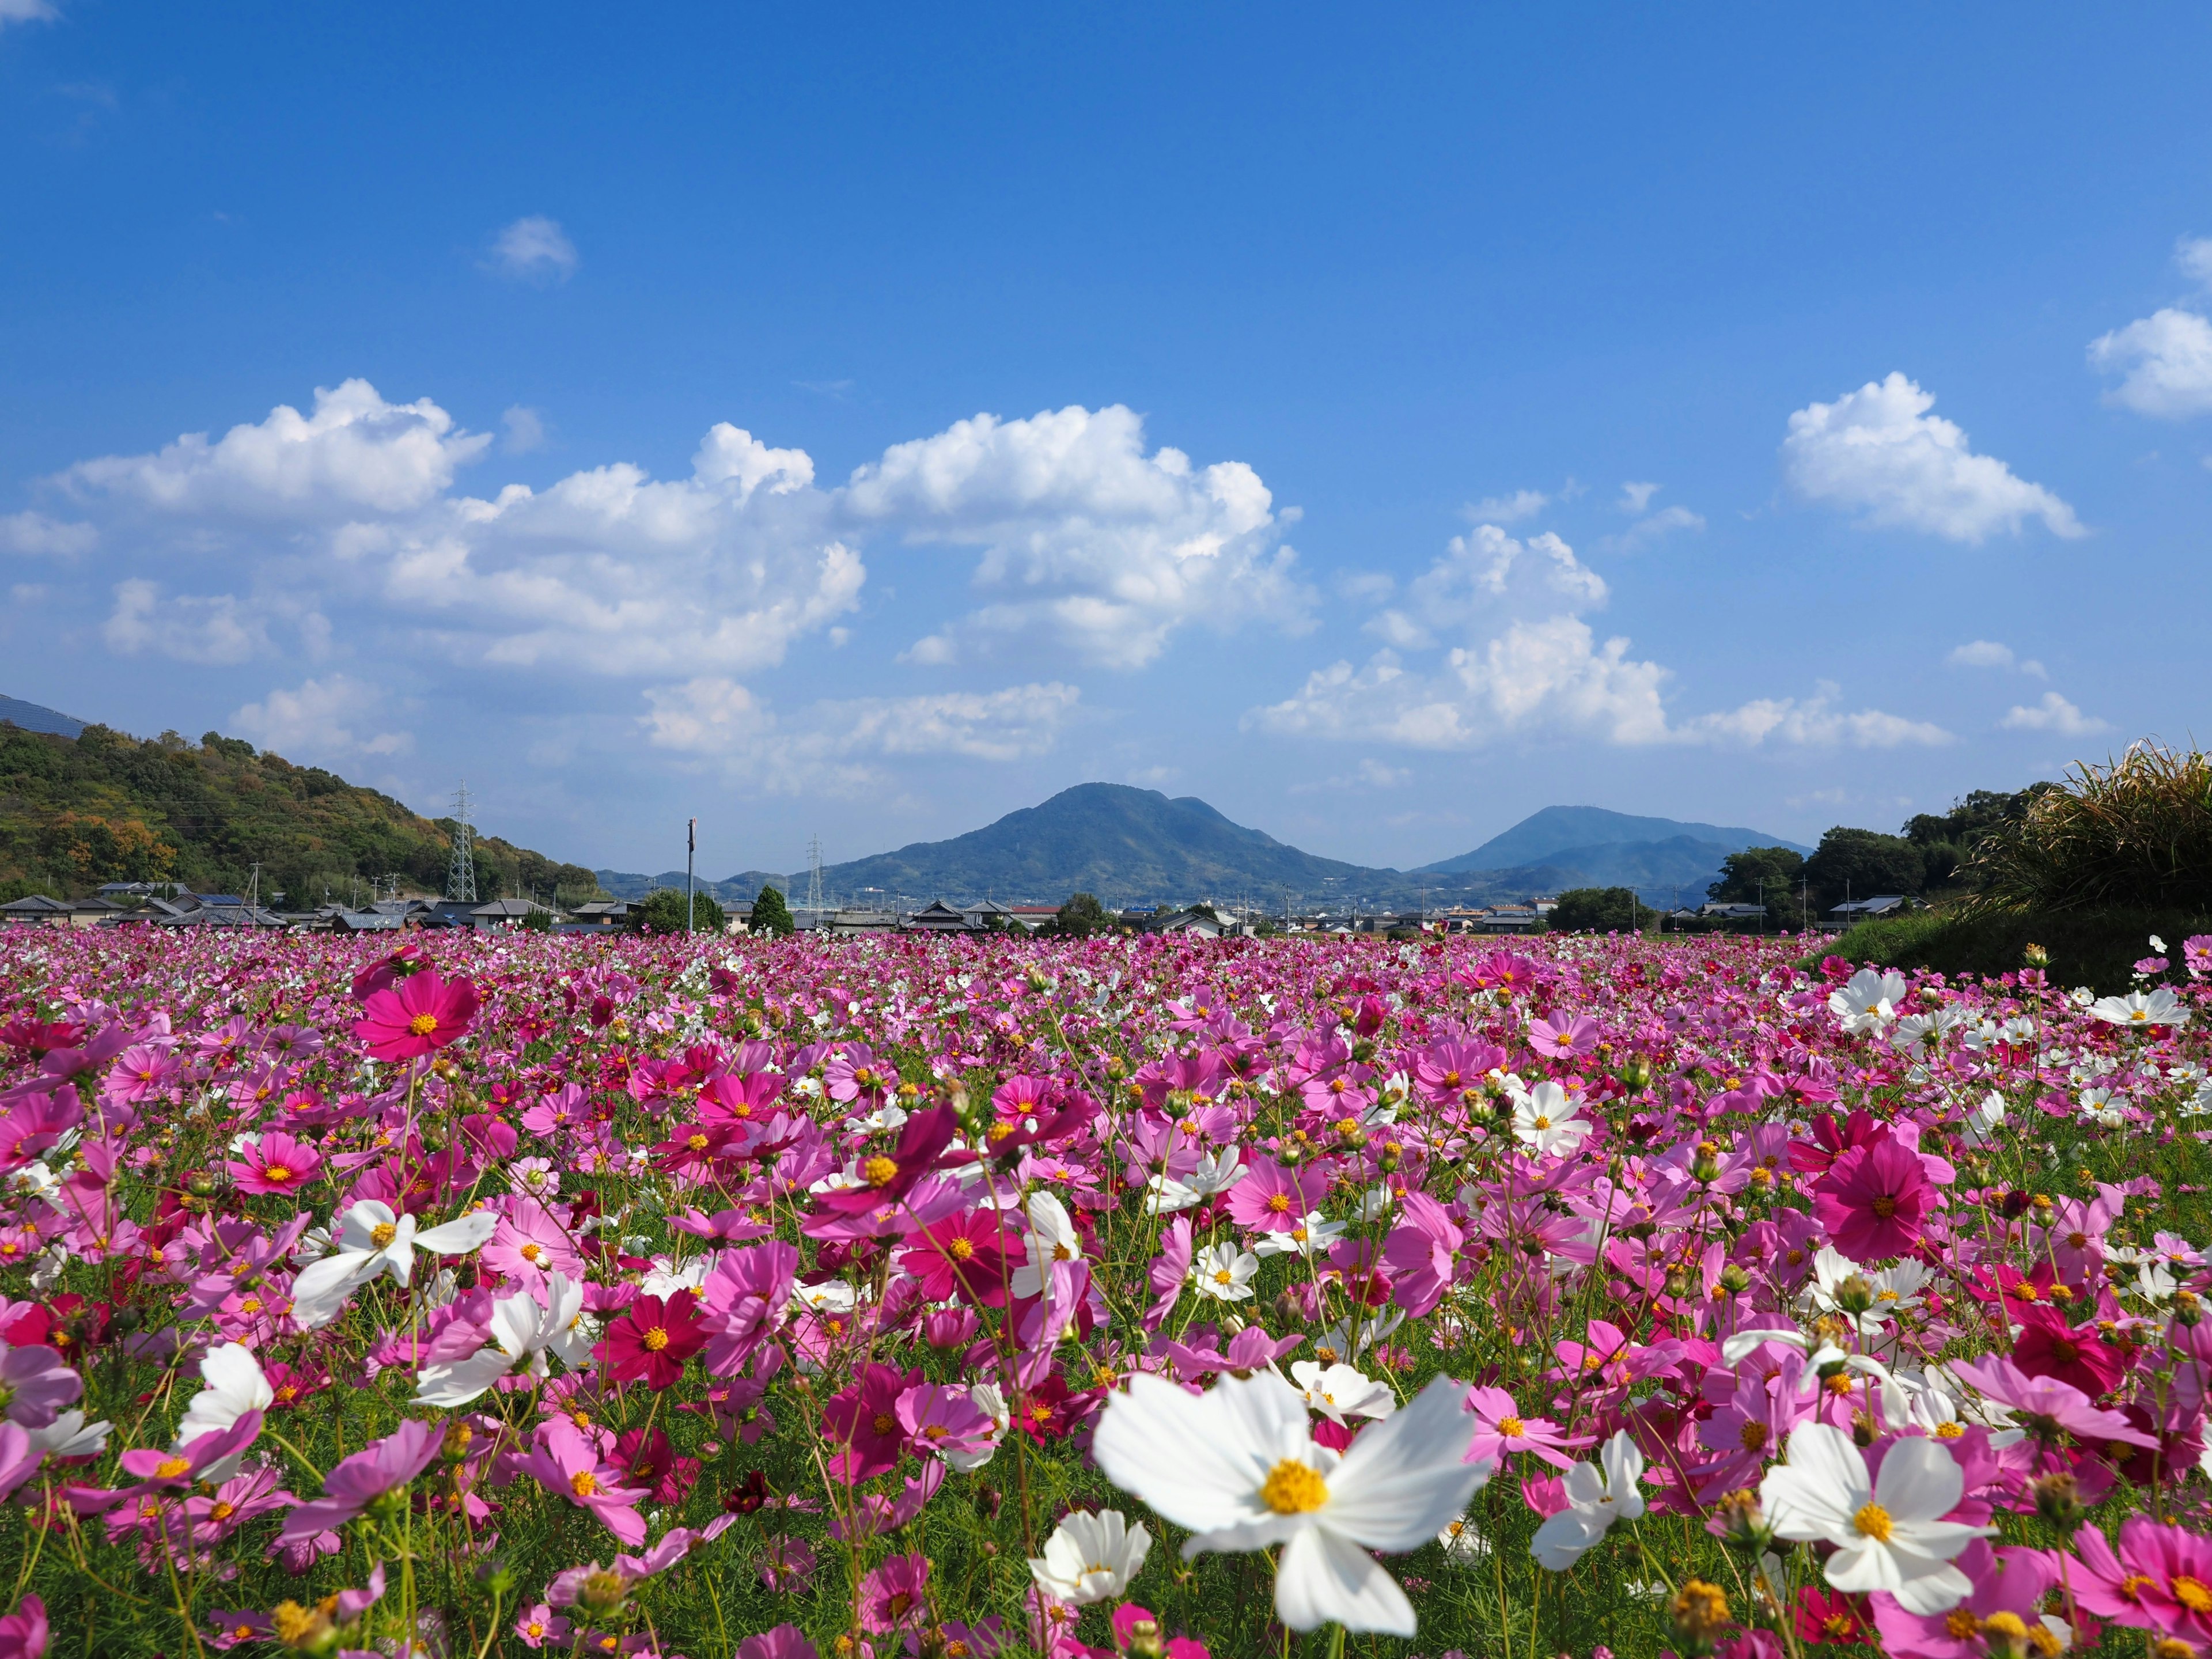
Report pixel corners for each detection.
[335,1200,397,1253]
[1821,1538,1902,1597]
[1093,1373,1277,1536]
[1273,1525,1416,1636]
[415,1210,498,1255]
[1870,1434,1962,1524]
[1884,1557,1974,1615]
[290,1250,376,1325]
[1324,1374,1486,1550]
[1531,1508,1604,1571]
[414,1347,517,1407]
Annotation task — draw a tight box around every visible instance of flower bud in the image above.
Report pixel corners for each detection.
[2023,942,2050,968]
[1717,1263,1752,1298]
[2174,1289,2204,1328]
[1709,1488,1771,1552]
[2032,1471,2084,1531]
[1668,1579,1732,1653]
[574,1569,628,1616]
[1618,1056,1654,1092]
[1834,1274,1877,1315]
[271,1600,338,1655]
[441,1421,474,1463]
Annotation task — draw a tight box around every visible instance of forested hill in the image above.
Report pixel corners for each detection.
[0,722,599,907]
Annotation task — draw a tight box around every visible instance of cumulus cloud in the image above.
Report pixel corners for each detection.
[66,380,491,519]
[0,510,96,557]
[1616,481,1660,513]
[501,406,547,453]
[1263,520,1946,752]
[1947,639,2047,677]
[2000,691,2111,736]
[490,216,578,282]
[1782,373,2082,543]
[1609,503,1705,554]
[844,404,1314,668]
[232,675,412,762]
[1469,488,1550,524]
[102,579,267,665]
[641,676,1080,791]
[2090,309,2212,419]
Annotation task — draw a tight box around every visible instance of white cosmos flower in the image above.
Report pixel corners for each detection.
[1253,1212,1344,1259]
[1759,1422,1990,1614]
[1191,1242,1259,1302]
[1310,1309,1404,1367]
[1961,1090,2008,1149]
[414,1274,587,1407]
[945,1381,1007,1474]
[1511,1081,1590,1158]
[1027,1508,1152,1604]
[1830,968,1908,1035]
[290,1201,498,1328]
[1009,1191,1085,1300]
[27,1408,111,1459]
[1530,1430,1646,1570]
[1092,1370,1489,1636]
[175,1342,274,1480]
[1142,1172,1202,1215]
[1437,1514,1490,1558]
[1187,1146,1247,1197]
[2089,987,2188,1028]
[1289,1360,1396,1425]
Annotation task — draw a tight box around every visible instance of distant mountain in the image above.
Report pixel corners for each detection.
[611,790,1815,914]
[0,695,86,740]
[1419,805,1809,874]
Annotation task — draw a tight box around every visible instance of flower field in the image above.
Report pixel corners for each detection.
[3,927,2212,1659]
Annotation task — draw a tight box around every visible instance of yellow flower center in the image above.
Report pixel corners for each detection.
[2175,1576,2212,1613]
[1944,1609,1981,1638]
[408,1012,440,1037]
[1266,1192,1291,1213]
[948,1236,975,1260]
[1214,1270,1234,1285]
[687,1134,709,1152]
[1851,1502,1892,1542]
[873,1411,897,1435]
[570,1470,597,1497]
[520,1243,543,1263]
[863,1155,899,1187]
[209,1500,237,1521]
[1260,1459,1329,1514]
[1983,1612,2029,1641]
[1532,1115,1551,1131]
[272,1604,316,1645]
[641,1327,669,1351]
[155,1456,191,1478]
[1498,1416,1525,1438]
[369,1222,398,1248]
[1738,1420,1768,1452]
[525,1622,546,1639]
[263,1165,291,1183]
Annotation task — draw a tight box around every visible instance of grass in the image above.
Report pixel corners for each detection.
[1820,904,2210,993]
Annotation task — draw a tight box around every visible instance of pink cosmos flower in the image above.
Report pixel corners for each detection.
[896,1382,998,1461]
[0,1344,81,1428]
[1812,1134,1932,1260]
[2009,1305,2124,1397]
[758,1537,817,1592]
[0,1595,47,1659]
[225,1131,323,1196]
[353,968,480,1062]
[484,1198,583,1287]
[1948,1355,2156,1449]
[1382,1191,1463,1318]
[737,1628,819,1659]
[1529,1013,1600,1058]
[1147,1216,1192,1330]
[277,1419,442,1545]
[823,1363,919,1484]
[813,1106,958,1216]
[1464,1386,1585,1471]
[1413,1038,1505,1107]
[1871,1540,2052,1658]
[513,1605,570,1649]
[1222,1154,1323,1234]
[2070,1515,2212,1643]
[521,1417,649,1546]
[860,1552,930,1633]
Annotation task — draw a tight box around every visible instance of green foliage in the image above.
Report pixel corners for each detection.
[750,883,796,937]
[0,722,594,904]
[1054,891,1111,938]
[1706,844,1804,904]
[1548,885,1642,931]
[1903,785,2043,889]
[631,887,726,934]
[1801,825,1924,911]
[1823,904,2211,993]
[1969,742,2212,914]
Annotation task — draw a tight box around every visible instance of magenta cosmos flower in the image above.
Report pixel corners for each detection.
[0,1594,46,1659]
[276,1419,442,1545]
[596,1292,705,1391]
[814,1105,959,1216]
[1463,1386,1585,1471]
[1224,1154,1324,1234]
[353,968,480,1062]
[823,1362,920,1483]
[522,1417,649,1546]
[1811,1134,1931,1259]
[859,1552,930,1633]
[1528,1013,1600,1058]
[225,1131,323,1196]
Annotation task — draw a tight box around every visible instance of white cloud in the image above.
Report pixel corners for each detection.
[0,0,58,28]
[2179,236,2212,291]
[1469,488,1550,524]
[2000,691,2111,736]
[501,406,547,453]
[1259,519,1946,753]
[0,510,95,557]
[2089,308,2212,419]
[641,676,1080,791]
[1616,481,1660,513]
[232,675,412,762]
[490,216,578,282]
[1782,372,2083,542]
[844,404,1314,668]
[66,379,490,519]
[1610,503,1705,554]
[1946,639,2047,677]
[101,579,267,665]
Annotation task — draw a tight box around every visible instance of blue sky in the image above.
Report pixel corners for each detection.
[3,3,2209,880]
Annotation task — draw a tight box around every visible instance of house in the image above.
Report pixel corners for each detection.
[0,895,71,926]
[827,909,900,934]
[1007,905,1062,932]
[904,900,974,933]
[961,899,1022,929]
[1476,906,1545,934]
[469,897,555,929]
[569,900,632,927]
[1828,895,1908,924]
[1700,903,1768,922]
[153,903,290,930]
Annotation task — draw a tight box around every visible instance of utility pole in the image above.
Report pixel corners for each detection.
[446,782,478,904]
[686,818,698,934]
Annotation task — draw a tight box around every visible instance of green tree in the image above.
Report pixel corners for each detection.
[1802,827,1925,913]
[631,888,727,934]
[1707,846,1805,907]
[1549,886,1642,932]
[750,884,796,937]
[1053,892,1111,938]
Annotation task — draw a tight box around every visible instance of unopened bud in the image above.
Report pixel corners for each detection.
[2174,1289,2205,1328]
[1668,1578,1732,1652]
[574,1568,627,1616]
[1120,1611,1165,1658]
[1709,1488,1771,1552]
[2032,1472,2084,1531]
[2023,943,2049,968]
[442,1420,474,1462]
[1834,1274,1877,1315]
[1717,1263,1752,1297]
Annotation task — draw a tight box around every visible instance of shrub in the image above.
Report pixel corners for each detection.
[1970,741,2212,914]
[1054,891,1111,938]
[751,883,796,937]
[630,887,727,934]
[1550,886,1642,932]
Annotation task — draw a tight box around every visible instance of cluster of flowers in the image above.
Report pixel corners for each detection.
[0,922,2210,1657]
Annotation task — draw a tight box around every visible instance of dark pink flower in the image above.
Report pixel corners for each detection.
[1812,1134,1931,1259]
[352,968,479,1061]
[860,1551,930,1633]
[277,1419,440,1544]
[225,1130,323,1196]
[1222,1154,1323,1234]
